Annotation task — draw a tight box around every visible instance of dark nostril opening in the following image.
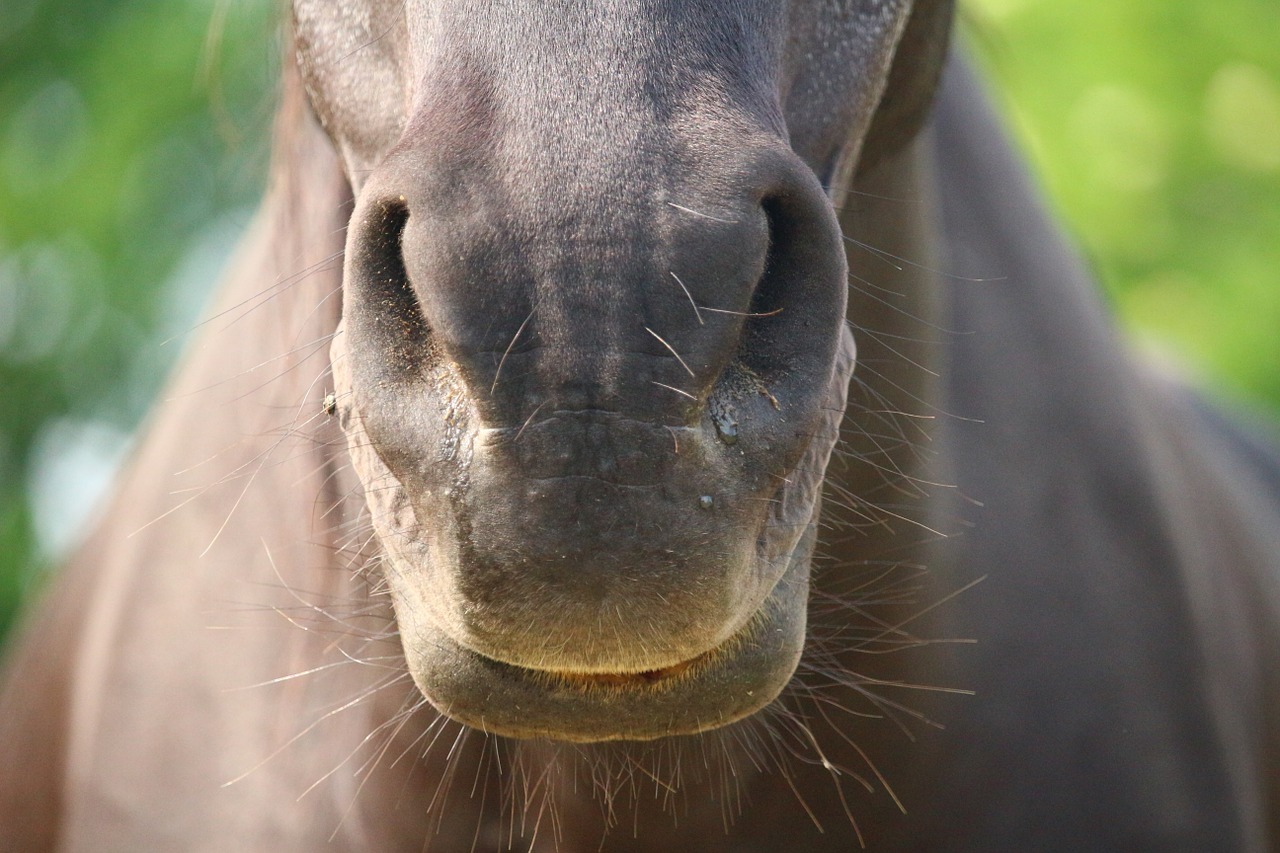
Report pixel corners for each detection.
[740,197,790,375]
[731,177,844,393]
[353,197,432,372]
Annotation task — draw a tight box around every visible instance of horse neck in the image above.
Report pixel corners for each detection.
[55,78,458,847]
[791,51,1192,836]
[873,56,1280,849]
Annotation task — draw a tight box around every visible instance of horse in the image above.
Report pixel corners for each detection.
[3,0,1279,849]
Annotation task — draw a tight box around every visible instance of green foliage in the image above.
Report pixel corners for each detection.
[965,0,1280,410]
[0,0,275,638]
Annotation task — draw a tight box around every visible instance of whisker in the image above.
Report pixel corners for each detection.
[650,381,697,402]
[667,272,705,325]
[699,305,784,318]
[492,309,536,393]
[644,326,696,377]
[665,201,739,224]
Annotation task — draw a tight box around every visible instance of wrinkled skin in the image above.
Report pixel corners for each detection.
[294,0,951,741]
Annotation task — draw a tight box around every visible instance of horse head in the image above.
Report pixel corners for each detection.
[293,0,954,742]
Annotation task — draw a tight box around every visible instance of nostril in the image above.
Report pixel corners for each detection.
[749,197,788,316]
[350,197,431,372]
[739,196,794,376]
[730,170,845,395]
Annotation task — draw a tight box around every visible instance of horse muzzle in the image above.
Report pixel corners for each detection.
[329,84,855,739]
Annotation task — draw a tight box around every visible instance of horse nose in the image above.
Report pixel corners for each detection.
[336,117,852,674]
[343,144,848,435]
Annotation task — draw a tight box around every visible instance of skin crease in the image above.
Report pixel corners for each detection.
[2,1,1279,851]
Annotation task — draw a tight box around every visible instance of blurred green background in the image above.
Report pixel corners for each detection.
[966,0,1280,406]
[1,0,1278,642]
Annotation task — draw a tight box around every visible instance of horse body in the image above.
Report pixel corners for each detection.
[924,60,1280,850]
[3,2,1279,850]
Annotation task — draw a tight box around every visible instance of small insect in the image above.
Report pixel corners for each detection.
[698,495,715,510]
[322,392,337,416]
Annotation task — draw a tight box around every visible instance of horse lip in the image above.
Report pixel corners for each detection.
[441,588,762,684]
[402,549,812,742]
[425,613,782,742]
[542,656,703,688]
[470,639,716,691]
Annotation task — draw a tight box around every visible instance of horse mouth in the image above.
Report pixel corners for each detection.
[533,655,706,690]
[455,598,754,694]
[400,555,811,743]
